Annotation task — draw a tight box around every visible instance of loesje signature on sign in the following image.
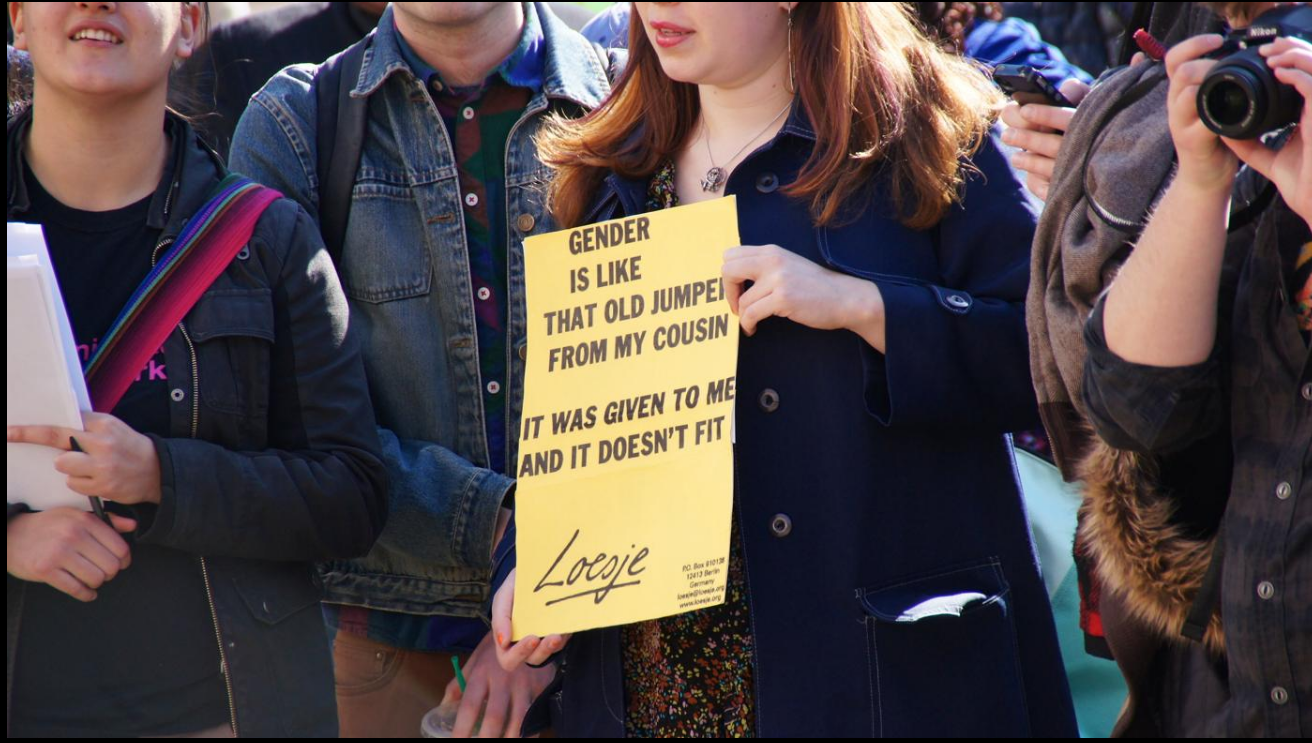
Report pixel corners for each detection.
[533,528,651,607]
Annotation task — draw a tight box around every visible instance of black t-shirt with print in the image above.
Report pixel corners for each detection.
[10,164,229,737]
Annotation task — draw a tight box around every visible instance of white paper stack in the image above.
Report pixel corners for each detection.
[7,222,92,512]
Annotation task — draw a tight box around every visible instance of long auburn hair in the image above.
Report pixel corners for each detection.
[537,2,1003,230]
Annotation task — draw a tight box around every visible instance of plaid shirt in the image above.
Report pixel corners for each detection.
[1082,198,1311,736]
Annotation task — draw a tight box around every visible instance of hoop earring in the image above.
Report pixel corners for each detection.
[786,8,796,95]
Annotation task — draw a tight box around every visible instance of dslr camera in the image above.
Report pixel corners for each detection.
[1196,4,1312,139]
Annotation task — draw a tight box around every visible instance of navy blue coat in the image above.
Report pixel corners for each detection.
[523,109,1078,737]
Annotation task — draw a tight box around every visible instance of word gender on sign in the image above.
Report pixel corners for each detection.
[567,216,651,255]
[518,415,729,477]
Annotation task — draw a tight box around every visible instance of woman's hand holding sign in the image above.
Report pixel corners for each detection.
[722,245,887,352]
[493,568,574,671]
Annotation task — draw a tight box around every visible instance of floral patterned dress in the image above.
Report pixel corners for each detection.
[618,160,757,738]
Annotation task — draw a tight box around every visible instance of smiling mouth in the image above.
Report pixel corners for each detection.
[70,28,123,45]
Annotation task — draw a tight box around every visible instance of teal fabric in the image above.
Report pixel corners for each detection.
[1015,449,1126,738]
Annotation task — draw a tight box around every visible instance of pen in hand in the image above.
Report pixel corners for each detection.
[69,435,110,526]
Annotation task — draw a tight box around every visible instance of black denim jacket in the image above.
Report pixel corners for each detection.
[6,110,388,736]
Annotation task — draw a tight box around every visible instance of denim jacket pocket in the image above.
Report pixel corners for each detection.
[339,173,433,304]
[858,557,1030,737]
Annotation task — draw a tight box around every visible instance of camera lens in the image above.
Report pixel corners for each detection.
[1197,66,1265,138]
[1204,79,1253,128]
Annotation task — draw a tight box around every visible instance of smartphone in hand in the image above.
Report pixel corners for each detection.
[993,64,1074,107]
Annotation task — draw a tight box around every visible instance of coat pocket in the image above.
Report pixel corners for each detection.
[858,557,1030,737]
[186,287,274,421]
[230,561,336,735]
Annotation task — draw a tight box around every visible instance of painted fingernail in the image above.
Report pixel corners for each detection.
[497,632,505,646]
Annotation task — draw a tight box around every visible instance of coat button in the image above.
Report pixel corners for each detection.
[170,388,186,402]
[517,213,536,232]
[236,245,250,260]
[1257,581,1275,600]
[1302,382,1312,401]
[770,513,792,537]
[1276,482,1292,500]
[946,294,970,309]
[759,388,780,413]
[755,172,779,193]
[518,344,528,362]
[1271,686,1289,705]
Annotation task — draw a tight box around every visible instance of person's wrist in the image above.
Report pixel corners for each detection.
[136,434,163,505]
[7,511,35,577]
[1174,160,1237,199]
[144,468,162,505]
[843,279,885,349]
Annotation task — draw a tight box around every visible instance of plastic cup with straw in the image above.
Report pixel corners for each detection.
[420,656,483,737]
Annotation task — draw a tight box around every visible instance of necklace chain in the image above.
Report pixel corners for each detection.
[700,101,793,193]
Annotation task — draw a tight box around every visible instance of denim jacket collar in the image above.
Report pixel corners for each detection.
[391,3,545,93]
[354,3,608,110]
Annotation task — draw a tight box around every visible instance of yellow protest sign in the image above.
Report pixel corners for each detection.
[511,197,741,640]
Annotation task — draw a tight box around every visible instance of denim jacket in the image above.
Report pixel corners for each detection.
[229,3,613,617]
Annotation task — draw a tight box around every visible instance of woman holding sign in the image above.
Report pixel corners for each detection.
[492,1,1075,737]
[6,2,385,737]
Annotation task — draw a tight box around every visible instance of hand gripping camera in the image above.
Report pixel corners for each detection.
[1196,4,1312,139]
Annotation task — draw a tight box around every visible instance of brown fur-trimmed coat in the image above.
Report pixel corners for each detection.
[1077,438,1225,656]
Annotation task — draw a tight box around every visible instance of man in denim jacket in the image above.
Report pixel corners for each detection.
[230,2,616,736]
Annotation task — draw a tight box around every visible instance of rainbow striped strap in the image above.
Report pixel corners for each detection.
[84,174,282,413]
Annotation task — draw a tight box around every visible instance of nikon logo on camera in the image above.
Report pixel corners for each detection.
[1196,5,1312,139]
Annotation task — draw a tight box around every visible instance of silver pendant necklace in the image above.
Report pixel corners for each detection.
[700,101,793,193]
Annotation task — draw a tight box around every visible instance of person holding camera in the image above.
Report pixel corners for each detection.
[1080,1,1311,736]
